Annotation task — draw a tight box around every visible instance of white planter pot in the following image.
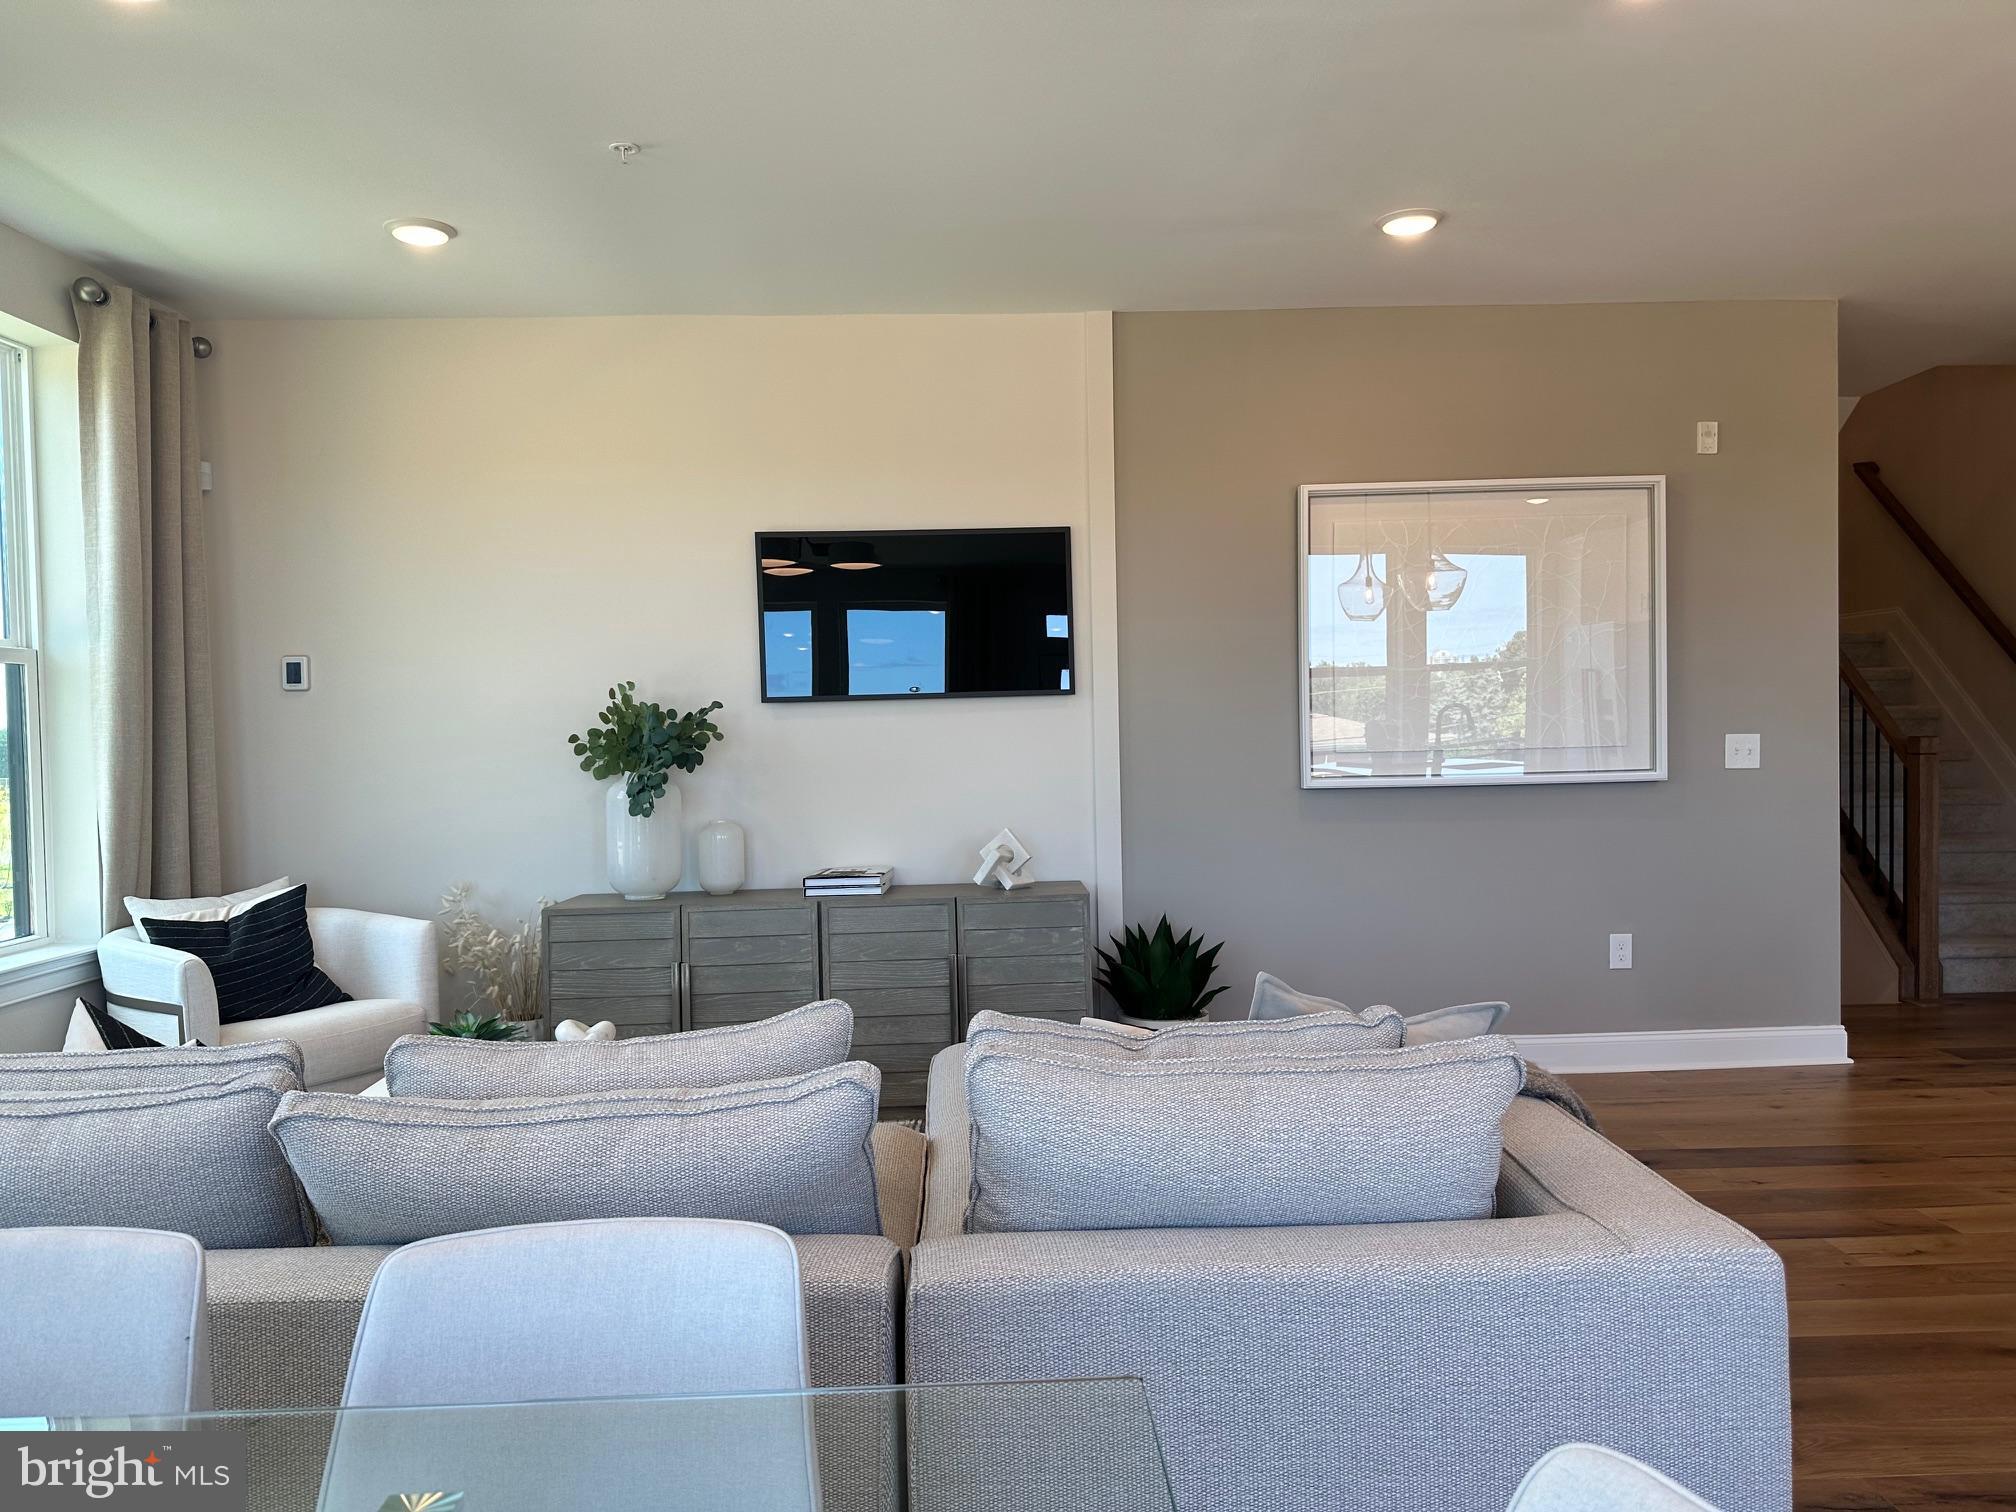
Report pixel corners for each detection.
[694,819,747,896]
[1114,1011,1206,1031]
[606,779,683,899]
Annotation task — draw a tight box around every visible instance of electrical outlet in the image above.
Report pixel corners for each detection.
[1696,420,1720,454]
[1609,933,1633,970]
[1725,733,1761,769]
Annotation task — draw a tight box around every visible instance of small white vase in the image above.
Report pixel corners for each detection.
[695,819,747,896]
[606,779,683,899]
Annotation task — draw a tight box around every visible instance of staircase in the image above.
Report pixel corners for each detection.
[1843,629,2016,993]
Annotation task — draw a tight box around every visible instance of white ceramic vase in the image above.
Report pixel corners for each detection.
[606,779,683,899]
[695,819,747,896]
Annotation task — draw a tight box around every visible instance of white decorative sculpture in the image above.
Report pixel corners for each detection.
[973,828,1035,891]
[553,1019,618,1042]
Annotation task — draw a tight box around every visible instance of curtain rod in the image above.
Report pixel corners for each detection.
[72,277,212,357]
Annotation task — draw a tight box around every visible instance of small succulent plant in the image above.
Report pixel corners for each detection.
[1096,916,1229,1022]
[428,1012,526,1041]
[568,681,724,818]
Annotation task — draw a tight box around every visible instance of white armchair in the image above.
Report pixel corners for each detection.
[97,909,439,1092]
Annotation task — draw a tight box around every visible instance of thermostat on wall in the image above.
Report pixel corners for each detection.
[280,655,311,692]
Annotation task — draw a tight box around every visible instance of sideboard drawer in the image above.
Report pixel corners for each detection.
[825,902,953,935]
[958,896,1088,935]
[964,954,1087,988]
[853,1011,957,1047]
[686,905,814,939]
[685,932,817,968]
[825,928,951,964]
[965,982,1089,1021]
[548,912,681,945]
[548,937,678,973]
[958,925,1086,959]
[687,961,821,1001]
[548,968,675,1000]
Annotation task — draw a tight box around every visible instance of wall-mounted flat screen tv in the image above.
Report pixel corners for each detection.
[756,528,1074,702]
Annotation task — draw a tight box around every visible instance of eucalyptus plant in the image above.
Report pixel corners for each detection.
[567,681,724,818]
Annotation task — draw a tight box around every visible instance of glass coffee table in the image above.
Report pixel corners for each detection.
[39,1378,1172,1512]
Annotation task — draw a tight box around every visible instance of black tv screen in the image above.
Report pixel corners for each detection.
[756,528,1074,702]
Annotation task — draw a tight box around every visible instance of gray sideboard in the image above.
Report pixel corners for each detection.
[542,880,1094,1110]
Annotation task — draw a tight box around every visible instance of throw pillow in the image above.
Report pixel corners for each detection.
[0,1068,315,1248]
[383,998,854,1098]
[141,883,350,1024]
[1402,1001,1510,1043]
[1247,971,1509,1045]
[64,999,170,1052]
[125,877,295,943]
[272,1061,884,1244]
[963,1035,1524,1233]
[0,1037,305,1092]
[968,1005,1403,1058]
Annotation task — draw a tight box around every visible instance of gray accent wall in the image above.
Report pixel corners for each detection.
[1113,302,1840,1034]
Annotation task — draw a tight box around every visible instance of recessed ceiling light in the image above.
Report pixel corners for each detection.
[385,218,457,248]
[1378,209,1443,239]
[1526,497,1550,504]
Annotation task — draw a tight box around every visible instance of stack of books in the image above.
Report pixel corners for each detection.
[802,867,895,898]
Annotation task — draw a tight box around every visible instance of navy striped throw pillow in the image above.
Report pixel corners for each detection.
[144,883,351,1024]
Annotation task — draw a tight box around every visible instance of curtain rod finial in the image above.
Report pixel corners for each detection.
[191,336,213,359]
[72,276,109,306]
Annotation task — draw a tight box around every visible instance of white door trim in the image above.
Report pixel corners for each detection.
[1082,312,1123,946]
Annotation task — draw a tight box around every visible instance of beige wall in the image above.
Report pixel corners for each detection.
[200,314,1110,926]
[1114,302,1840,1035]
[1840,366,2016,764]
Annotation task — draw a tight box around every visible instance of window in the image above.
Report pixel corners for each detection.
[1300,478,1666,788]
[0,336,46,947]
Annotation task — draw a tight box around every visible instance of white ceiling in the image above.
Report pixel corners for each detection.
[4,0,2013,393]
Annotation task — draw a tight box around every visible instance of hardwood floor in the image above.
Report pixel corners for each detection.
[1574,1000,2016,1512]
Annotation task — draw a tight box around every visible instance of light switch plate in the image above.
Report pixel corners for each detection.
[1725,733,1761,768]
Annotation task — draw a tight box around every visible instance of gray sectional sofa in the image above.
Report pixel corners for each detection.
[908,1044,1792,1512]
[1,1009,1791,1512]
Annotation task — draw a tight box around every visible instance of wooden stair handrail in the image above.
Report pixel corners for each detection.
[1854,461,2016,669]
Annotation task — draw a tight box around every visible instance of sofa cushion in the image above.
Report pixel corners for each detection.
[221,997,424,1087]
[967,1006,1402,1058]
[383,998,855,1098]
[1247,971,1508,1045]
[963,1036,1524,1233]
[0,1037,305,1092]
[0,1069,315,1248]
[271,1061,884,1244]
[143,883,350,1024]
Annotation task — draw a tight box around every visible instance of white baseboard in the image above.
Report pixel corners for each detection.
[1513,1025,1851,1074]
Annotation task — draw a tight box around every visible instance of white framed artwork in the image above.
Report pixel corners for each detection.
[1298,476,1668,790]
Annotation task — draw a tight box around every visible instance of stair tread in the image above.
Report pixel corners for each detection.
[1939,935,2016,959]
[1943,882,2016,901]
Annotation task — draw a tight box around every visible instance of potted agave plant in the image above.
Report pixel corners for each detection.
[1096,916,1229,1029]
[567,682,723,900]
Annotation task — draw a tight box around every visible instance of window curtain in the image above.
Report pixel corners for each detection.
[71,284,221,929]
